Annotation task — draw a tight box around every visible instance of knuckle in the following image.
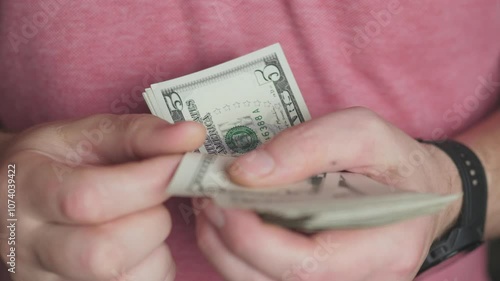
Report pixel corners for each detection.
[151,206,173,240]
[80,237,124,279]
[81,113,117,129]
[346,106,376,116]
[276,123,323,155]
[122,114,144,132]
[346,107,392,150]
[195,224,211,255]
[121,114,152,135]
[266,119,336,170]
[348,107,386,132]
[165,263,177,281]
[286,121,320,140]
[160,208,173,238]
[363,116,390,137]
[160,244,176,281]
[120,114,152,158]
[60,181,100,223]
[196,235,208,254]
[226,233,252,258]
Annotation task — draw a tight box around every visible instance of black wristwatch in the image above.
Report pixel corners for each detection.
[418,140,488,273]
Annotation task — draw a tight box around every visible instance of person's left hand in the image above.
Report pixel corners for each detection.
[194,107,463,281]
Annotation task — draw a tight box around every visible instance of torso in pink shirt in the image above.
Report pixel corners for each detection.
[1,1,498,280]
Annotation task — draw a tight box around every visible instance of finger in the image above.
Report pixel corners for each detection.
[30,155,182,224]
[195,212,275,281]
[201,200,315,280]
[308,217,433,280]
[33,205,171,280]
[227,107,400,186]
[116,244,175,281]
[46,114,205,164]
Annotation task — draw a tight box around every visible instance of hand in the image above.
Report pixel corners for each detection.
[0,114,205,281]
[195,107,463,281]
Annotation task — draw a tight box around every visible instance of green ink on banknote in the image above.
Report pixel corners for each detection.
[225,126,260,154]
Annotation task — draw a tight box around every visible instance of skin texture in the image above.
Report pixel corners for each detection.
[0,107,498,281]
[456,110,500,239]
[0,114,206,281]
[195,107,500,281]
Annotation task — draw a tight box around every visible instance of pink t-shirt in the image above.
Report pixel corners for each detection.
[1,1,498,280]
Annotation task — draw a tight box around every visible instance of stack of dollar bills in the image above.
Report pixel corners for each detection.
[142,44,459,232]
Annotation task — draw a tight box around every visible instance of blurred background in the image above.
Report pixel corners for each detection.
[490,240,500,280]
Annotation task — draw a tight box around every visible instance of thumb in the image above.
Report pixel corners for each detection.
[227,107,397,186]
[59,114,206,163]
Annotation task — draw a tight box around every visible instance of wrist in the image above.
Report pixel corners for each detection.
[422,143,463,240]
[455,134,499,239]
[418,139,488,273]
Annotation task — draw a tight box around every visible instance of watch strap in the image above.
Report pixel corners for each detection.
[418,140,487,272]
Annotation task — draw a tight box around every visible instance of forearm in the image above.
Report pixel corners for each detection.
[455,109,500,239]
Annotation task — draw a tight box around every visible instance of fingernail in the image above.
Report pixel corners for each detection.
[203,201,225,228]
[229,150,275,178]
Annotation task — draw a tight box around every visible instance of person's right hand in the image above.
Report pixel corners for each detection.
[0,114,205,281]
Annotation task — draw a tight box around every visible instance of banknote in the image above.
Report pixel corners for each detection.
[143,43,310,155]
[143,44,460,231]
[168,153,460,231]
